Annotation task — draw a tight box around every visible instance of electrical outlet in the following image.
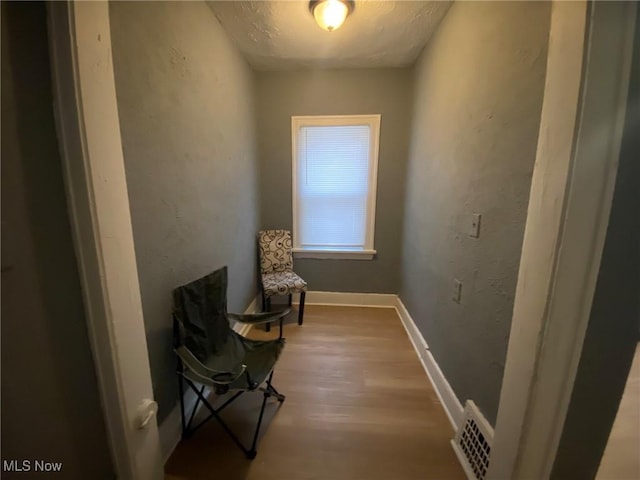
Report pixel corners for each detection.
[453,279,462,303]
[470,213,481,238]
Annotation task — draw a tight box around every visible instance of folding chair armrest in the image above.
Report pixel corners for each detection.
[227,309,291,326]
[175,346,246,385]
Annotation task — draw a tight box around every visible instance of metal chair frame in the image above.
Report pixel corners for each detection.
[173,301,289,459]
[176,359,283,459]
[261,291,306,332]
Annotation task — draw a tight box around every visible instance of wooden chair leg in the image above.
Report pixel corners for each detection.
[298,291,306,326]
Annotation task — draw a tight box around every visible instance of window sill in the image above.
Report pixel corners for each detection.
[292,248,376,260]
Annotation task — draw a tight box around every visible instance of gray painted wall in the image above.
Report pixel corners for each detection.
[109,1,260,422]
[400,1,550,424]
[552,14,640,477]
[256,69,412,293]
[1,3,114,477]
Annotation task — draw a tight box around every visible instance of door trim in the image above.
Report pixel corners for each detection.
[488,2,637,478]
[47,2,162,478]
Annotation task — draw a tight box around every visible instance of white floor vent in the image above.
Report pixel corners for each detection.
[451,400,494,480]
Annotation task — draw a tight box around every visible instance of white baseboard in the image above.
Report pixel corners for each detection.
[242,294,260,315]
[292,290,398,307]
[231,294,259,336]
[423,350,464,430]
[396,297,429,351]
[395,297,464,431]
[160,293,259,462]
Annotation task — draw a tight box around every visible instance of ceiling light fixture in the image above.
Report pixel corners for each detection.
[309,0,355,32]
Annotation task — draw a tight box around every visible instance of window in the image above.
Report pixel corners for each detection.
[291,114,380,259]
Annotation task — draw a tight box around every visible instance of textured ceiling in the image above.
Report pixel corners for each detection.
[206,1,452,70]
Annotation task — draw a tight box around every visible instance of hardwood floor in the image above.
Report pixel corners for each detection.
[165,305,465,479]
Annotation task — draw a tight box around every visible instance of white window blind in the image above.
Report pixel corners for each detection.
[292,115,380,258]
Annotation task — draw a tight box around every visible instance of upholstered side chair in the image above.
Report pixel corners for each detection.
[258,230,307,330]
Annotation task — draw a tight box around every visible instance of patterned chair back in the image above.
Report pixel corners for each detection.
[258,230,294,274]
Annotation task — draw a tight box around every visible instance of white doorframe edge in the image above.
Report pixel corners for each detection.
[47,2,163,478]
[488,2,637,479]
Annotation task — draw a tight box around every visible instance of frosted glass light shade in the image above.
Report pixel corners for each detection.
[311,0,351,32]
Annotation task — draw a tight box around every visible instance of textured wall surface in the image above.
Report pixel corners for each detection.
[256,68,412,293]
[1,3,114,477]
[552,15,640,478]
[400,1,550,424]
[110,1,260,423]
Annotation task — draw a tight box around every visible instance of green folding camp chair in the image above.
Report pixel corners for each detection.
[173,266,289,459]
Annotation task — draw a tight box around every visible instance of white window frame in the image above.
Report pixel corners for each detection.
[291,114,380,260]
